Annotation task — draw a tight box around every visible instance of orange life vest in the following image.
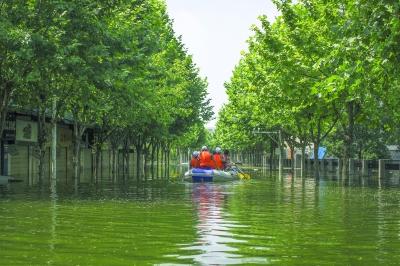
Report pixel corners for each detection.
[190,157,200,168]
[199,151,214,169]
[213,153,223,169]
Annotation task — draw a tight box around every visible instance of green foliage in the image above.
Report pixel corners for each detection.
[215,0,400,159]
[0,0,213,149]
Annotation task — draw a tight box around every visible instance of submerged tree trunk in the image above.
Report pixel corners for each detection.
[136,147,141,180]
[166,147,170,179]
[122,138,130,180]
[161,143,167,178]
[111,147,117,181]
[93,137,103,182]
[72,116,86,185]
[160,145,163,178]
[37,107,48,184]
[313,141,320,178]
[358,144,363,160]
[135,136,142,181]
[301,142,306,176]
[269,139,274,172]
[72,136,81,184]
[0,107,6,176]
[150,140,156,179]
[125,146,130,179]
[164,148,167,178]
[109,130,123,181]
[156,143,160,179]
[342,101,355,176]
[143,142,150,180]
[288,143,295,172]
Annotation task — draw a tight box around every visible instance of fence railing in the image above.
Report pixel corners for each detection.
[228,152,399,178]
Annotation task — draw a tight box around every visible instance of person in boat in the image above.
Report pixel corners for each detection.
[190,151,200,169]
[199,146,215,169]
[213,147,224,170]
[222,149,231,170]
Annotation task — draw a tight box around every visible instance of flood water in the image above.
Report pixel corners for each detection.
[1,171,400,265]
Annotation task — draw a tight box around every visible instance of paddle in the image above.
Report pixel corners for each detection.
[232,163,251,180]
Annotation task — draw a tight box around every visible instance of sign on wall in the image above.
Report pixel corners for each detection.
[16,120,38,143]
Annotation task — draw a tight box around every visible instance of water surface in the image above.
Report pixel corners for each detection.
[1,172,400,265]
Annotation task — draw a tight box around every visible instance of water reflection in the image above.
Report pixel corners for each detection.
[179,183,267,265]
[1,172,400,265]
[49,179,58,263]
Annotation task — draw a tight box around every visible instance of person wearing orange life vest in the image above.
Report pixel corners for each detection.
[213,147,224,170]
[190,151,200,169]
[199,146,215,169]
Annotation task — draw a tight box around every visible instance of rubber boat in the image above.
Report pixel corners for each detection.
[184,168,238,182]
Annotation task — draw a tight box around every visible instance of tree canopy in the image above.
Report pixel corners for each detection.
[0,0,212,149]
[215,0,400,163]
[0,0,213,180]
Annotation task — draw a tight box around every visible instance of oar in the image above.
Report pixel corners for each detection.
[233,164,251,180]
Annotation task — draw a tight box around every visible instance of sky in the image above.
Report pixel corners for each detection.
[165,0,279,128]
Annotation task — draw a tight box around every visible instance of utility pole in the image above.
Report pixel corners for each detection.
[278,129,282,177]
[51,98,57,181]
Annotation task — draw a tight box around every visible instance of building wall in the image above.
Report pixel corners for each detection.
[7,143,118,184]
[4,117,99,184]
[2,114,161,184]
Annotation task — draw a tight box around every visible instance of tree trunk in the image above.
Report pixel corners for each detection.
[161,145,166,178]
[37,107,47,184]
[109,132,121,181]
[72,120,85,185]
[358,144,363,160]
[135,139,141,181]
[289,143,295,172]
[0,108,6,176]
[94,142,102,182]
[122,138,130,180]
[269,139,274,171]
[121,144,125,179]
[151,141,156,179]
[156,144,160,179]
[342,101,355,176]
[125,147,130,179]
[72,134,81,184]
[111,147,117,181]
[166,148,170,179]
[0,82,13,141]
[0,94,6,173]
[313,142,320,178]
[164,149,167,178]
[0,108,6,144]
[301,141,306,176]
[142,141,150,180]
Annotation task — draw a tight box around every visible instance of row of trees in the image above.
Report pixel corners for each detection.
[0,0,212,182]
[214,0,400,176]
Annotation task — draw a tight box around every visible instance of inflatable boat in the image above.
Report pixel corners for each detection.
[184,168,238,182]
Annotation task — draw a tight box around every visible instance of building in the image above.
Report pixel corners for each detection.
[0,110,95,184]
[387,145,400,160]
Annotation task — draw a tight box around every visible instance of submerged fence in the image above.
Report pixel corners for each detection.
[4,144,399,185]
[2,144,191,185]
[229,151,399,178]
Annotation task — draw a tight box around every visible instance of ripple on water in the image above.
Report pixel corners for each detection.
[1,176,400,264]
